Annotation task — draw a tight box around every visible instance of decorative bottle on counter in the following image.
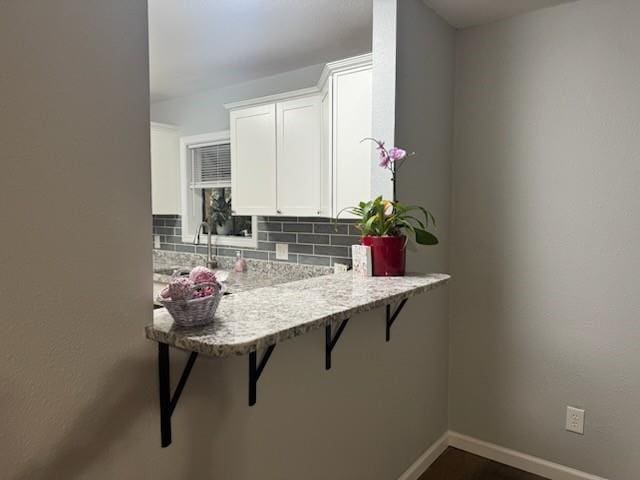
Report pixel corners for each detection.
[233,251,247,273]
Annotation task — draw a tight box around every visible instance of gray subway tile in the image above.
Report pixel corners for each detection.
[258,232,268,241]
[257,241,276,251]
[330,235,360,246]
[314,245,349,257]
[288,244,313,254]
[348,224,362,236]
[314,223,348,234]
[297,233,330,245]
[175,244,195,253]
[242,250,269,260]
[299,255,330,266]
[283,222,313,233]
[163,219,181,227]
[155,226,175,235]
[257,222,282,232]
[268,232,297,243]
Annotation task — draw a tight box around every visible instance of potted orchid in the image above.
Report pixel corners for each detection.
[338,138,438,276]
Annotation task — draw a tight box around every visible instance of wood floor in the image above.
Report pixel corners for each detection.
[418,447,548,480]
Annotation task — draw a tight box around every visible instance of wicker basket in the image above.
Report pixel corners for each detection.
[156,282,224,328]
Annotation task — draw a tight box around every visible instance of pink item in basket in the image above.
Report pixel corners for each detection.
[192,282,221,298]
[167,277,194,301]
[189,266,217,284]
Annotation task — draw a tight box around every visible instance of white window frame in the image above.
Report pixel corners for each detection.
[180,130,258,248]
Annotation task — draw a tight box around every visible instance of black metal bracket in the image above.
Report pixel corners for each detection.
[386,299,408,342]
[158,343,199,448]
[325,318,350,370]
[249,344,276,406]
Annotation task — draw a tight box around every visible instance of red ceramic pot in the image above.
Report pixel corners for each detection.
[361,235,406,276]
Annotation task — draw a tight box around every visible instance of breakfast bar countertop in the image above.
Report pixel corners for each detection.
[145,271,450,357]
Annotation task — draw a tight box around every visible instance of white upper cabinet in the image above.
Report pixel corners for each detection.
[151,122,181,215]
[276,95,322,216]
[319,83,333,217]
[330,65,372,218]
[230,104,277,215]
[226,53,373,218]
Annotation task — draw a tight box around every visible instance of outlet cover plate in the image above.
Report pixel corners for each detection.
[566,406,585,434]
[275,243,288,260]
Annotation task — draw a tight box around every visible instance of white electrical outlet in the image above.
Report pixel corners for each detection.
[154,235,161,249]
[566,406,585,434]
[275,243,288,260]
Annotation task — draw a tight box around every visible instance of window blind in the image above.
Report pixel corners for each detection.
[189,143,231,189]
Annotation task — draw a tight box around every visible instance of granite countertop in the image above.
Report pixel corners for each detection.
[152,251,334,297]
[153,268,323,295]
[145,272,450,357]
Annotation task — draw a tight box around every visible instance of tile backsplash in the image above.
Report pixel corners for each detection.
[152,215,360,267]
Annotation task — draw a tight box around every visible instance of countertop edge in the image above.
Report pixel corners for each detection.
[145,273,450,357]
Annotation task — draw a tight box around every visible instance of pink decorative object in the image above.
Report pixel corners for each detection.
[167,277,194,301]
[191,283,219,298]
[189,266,217,284]
[157,270,225,327]
[233,251,247,273]
[388,147,407,162]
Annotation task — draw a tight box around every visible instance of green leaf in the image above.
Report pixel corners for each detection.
[363,214,378,235]
[403,214,426,230]
[414,228,439,245]
[405,205,436,228]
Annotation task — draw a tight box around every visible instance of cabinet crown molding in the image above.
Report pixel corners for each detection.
[223,53,372,111]
[317,52,373,89]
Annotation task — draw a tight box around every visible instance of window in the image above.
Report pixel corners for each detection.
[180,131,257,248]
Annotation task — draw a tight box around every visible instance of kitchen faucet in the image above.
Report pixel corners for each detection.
[193,222,217,269]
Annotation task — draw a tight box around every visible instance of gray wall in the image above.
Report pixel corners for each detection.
[395,0,456,458]
[150,63,323,135]
[450,1,640,478]
[0,1,453,479]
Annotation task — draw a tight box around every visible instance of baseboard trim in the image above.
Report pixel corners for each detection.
[397,431,449,480]
[397,431,607,480]
[448,431,608,480]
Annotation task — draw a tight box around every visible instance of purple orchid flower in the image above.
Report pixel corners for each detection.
[378,148,391,168]
[362,137,392,168]
[388,147,407,162]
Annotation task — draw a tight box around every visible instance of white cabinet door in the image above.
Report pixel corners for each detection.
[276,96,322,216]
[332,67,373,218]
[230,104,277,215]
[319,85,333,217]
[150,123,181,215]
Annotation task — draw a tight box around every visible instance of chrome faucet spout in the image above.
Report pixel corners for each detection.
[193,222,217,269]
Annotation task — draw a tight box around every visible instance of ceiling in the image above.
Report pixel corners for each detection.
[423,0,578,29]
[149,0,372,102]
